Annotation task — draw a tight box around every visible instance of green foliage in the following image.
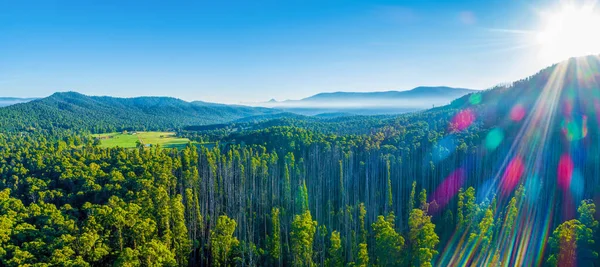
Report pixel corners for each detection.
[464,187,477,225]
[210,215,240,267]
[297,180,310,213]
[548,200,599,267]
[372,213,404,266]
[291,210,317,267]
[359,203,367,244]
[457,188,465,228]
[269,207,282,261]
[419,189,428,212]
[409,181,417,211]
[355,243,370,267]
[467,203,494,253]
[408,209,439,267]
[326,231,343,267]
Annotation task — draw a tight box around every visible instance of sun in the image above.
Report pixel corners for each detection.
[536,3,600,63]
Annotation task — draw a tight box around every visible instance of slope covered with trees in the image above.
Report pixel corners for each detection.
[0,92,280,133]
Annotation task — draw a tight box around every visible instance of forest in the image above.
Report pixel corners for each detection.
[0,57,599,266]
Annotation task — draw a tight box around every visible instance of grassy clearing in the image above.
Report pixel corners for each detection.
[92,131,192,149]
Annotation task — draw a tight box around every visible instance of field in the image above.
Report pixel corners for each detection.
[92,131,192,149]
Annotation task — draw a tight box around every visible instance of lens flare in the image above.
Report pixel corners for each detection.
[510,104,526,122]
[432,168,465,210]
[451,109,475,131]
[502,156,524,194]
[557,154,574,191]
[485,128,504,151]
[469,93,482,105]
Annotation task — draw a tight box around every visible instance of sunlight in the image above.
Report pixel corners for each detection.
[536,3,600,63]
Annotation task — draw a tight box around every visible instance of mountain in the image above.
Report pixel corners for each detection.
[302,86,475,102]
[257,86,476,115]
[0,97,38,107]
[0,92,281,133]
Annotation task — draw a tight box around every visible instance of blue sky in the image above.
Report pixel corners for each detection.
[0,0,565,103]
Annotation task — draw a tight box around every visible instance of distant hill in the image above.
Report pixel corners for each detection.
[0,92,281,133]
[257,86,476,115]
[301,86,475,101]
[0,97,38,107]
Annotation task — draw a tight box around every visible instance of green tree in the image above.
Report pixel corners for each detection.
[210,215,240,267]
[419,189,428,212]
[355,243,369,267]
[170,195,192,266]
[290,210,317,267]
[467,203,494,254]
[408,208,439,267]
[326,231,343,267]
[269,207,282,263]
[409,181,417,210]
[547,200,598,267]
[457,188,465,228]
[359,203,367,244]
[385,159,393,213]
[297,180,309,213]
[372,213,404,266]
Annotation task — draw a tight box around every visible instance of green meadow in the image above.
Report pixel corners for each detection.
[92,131,192,149]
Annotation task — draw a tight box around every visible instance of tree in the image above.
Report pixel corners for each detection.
[210,215,240,267]
[547,200,598,267]
[372,213,404,266]
[463,187,477,229]
[359,203,367,244]
[419,189,428,212]
[269,207,282,263]
[408,208,439,267]
[290,210,317,267]
[457,188,465,228]
[170,195,192,266]
[326,231,343,267]
[355,243,369,267]
[467,203,494,254]
[409,181,417,211]
[297,180,309,213]
[385,159,393,213]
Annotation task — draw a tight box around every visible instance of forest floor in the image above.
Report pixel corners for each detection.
[92,131,192,149]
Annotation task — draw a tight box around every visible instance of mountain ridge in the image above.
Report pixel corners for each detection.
[0,91,282,133]
[256,86,477,115]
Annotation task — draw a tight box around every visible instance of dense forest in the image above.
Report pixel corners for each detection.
[0,92,280,134]
[1,56,600,266]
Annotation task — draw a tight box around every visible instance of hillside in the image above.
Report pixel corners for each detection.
[258,86,476,115]
[0,92,281,133]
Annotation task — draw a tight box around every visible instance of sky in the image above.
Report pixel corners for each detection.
[0,0,576,103]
